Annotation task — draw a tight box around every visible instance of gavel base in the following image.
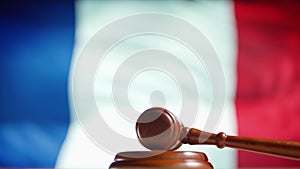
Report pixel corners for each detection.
[109,151,213,169]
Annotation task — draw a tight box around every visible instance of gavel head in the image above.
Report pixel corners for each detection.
[136,107,184,150]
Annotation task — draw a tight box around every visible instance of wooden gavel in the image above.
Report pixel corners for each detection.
[136,107,300,160]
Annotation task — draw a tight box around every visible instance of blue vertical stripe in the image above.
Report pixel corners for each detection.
[0,1,74,167]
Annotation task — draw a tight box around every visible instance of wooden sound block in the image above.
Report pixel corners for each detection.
[109,151,213,169]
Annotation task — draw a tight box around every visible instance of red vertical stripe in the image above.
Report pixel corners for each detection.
[234,1,300,167]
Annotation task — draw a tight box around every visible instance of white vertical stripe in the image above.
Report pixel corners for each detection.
[56,1,237,168]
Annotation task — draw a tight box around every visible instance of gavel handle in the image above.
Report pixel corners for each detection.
[181,128,300,160]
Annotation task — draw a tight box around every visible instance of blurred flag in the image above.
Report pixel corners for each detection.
[0,0,299,168]
[0,0,74,167]
[235,1,300,167]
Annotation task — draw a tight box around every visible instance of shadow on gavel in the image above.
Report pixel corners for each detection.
[136,107,300,160]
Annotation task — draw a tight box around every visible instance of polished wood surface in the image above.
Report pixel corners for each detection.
[109,151,213,169]
[136,107,300,160]
[136,107,183,150]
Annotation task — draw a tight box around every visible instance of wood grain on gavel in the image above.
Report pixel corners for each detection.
[136,107,300,160]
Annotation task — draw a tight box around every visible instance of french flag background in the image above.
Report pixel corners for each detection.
[1,0,300,168]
